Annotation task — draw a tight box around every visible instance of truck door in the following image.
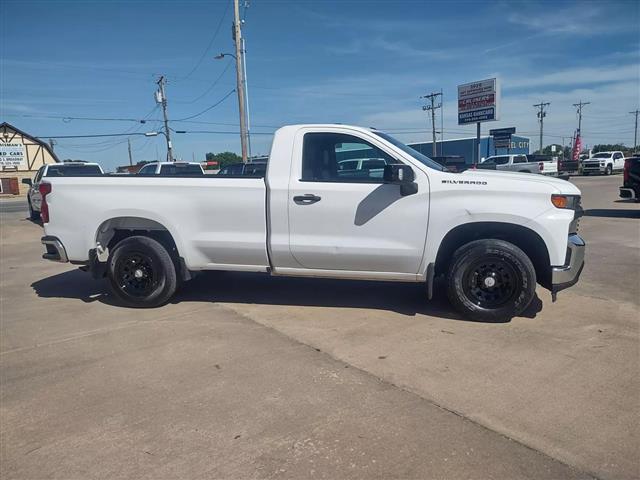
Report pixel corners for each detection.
[287,130,429,275]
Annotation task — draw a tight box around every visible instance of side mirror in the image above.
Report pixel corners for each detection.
[383,164,417,196]
[383,164,415,184]
[22,178,32,186]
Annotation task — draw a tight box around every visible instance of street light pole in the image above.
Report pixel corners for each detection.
[232,0,249,163]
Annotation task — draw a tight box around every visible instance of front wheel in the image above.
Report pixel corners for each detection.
[446,239,536,322]
[107,236,177,308]
[605,164,613,175]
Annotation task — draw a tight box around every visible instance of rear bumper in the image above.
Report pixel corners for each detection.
[551,234,585,293]
[619,187,637,200]
[41,236,69,263]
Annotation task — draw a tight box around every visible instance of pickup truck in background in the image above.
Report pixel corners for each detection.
[478,154,558,176]
[22,161,104,220]
[137,161,205,176]
[582,151,625,175]
[38,125,585,322]
[619,155,640,201]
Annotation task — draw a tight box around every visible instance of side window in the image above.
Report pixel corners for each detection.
[614,153,622,160]
[494,156,510,165]
[138,164,156,175]
[513,155,527,164]
[301,133,396,182]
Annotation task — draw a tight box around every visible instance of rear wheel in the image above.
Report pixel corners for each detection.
[446,239,536,322]
[107,236,177,308]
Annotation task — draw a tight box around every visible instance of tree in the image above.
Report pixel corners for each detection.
[540,144,571,158]
[205,151,242,168]
[592,144,631,155]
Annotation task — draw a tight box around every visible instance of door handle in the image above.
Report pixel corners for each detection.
[293,194,321,205]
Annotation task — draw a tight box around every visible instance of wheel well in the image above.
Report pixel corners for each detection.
[95,217,185,277]
[434,222,551,288]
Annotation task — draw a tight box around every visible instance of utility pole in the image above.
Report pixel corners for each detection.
[533,101,550,153]
[48,138,56,152]
[573,100,590,133]
[630,109,639,152]
[127,138,133,166]
[156,76,173,162]
[232,0,249,163]
[421,91,442,157]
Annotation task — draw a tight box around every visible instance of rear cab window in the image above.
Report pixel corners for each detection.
[159,164,203,175]
[44,164,102,177]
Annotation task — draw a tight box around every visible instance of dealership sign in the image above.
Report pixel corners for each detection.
[0,143,26,168]
[458,78,500,125]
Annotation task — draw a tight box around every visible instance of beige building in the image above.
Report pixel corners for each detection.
[0,122,60,196]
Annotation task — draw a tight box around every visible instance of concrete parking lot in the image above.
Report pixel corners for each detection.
[1,175,638,479]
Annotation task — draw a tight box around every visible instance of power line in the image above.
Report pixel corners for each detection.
[175,59,233,104]
[533,101,550,152]
[421,91,442,157]
[180,0,232,81]
[573,100,591,132]
[173,89,236,121]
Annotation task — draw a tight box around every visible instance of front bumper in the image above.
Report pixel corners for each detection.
[41,236,69,263]
[551,234,585,293]
[582,164,605,174]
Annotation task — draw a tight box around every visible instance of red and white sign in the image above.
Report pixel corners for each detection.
[457,78,500,125]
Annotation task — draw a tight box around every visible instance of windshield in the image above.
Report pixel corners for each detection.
[591,153,612,158]
[372,131,445,171]
[46,165,102,176]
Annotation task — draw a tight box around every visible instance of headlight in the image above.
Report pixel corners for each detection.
[551,194,580,209]
[600,162,605,166]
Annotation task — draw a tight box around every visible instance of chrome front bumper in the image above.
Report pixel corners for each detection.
[551,234,585,293]
[41,236,69,263]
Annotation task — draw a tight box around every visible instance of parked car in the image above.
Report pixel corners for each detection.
[137,162,205,176]
[21,161,103,220]
[37,124,584,322]
[619,156,640,201]
[477,154,558,176]
[582,151,625,175]
[217,161,267,177]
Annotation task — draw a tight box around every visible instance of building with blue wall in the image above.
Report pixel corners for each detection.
[408,135,530,164]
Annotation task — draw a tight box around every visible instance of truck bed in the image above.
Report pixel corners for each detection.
[44,176,270,271]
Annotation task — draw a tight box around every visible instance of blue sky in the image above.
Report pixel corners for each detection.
[1,0,639,171]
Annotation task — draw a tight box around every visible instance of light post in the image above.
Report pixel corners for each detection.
[144,131,185,159]
[215,51,251,162]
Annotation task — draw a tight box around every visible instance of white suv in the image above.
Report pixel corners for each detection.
[582,151,625,175]
[22,162,103,220]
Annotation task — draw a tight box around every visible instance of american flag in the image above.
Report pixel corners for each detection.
[572,130,582,162]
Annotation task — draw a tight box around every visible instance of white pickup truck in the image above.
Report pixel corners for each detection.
[479,154,559,176]
[39,125,585,321]
[582,151,625,175]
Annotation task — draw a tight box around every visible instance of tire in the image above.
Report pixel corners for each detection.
[605,164,612,175]
[446,239,536,322]
[107,236,177,308]
[28,199,40,220]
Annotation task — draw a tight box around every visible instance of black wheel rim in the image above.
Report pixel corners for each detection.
[462,255,521,309]
[115,251,159,298]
